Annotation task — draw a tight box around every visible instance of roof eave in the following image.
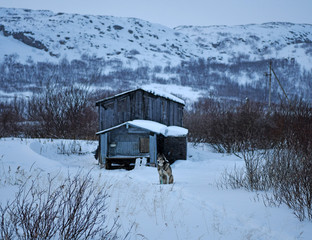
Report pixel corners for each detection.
[96,120,188,137]
[95,88,185,106]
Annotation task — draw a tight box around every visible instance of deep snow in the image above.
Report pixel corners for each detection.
[0,138,311,239]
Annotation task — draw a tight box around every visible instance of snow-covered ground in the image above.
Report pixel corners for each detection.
[0,138,311,239]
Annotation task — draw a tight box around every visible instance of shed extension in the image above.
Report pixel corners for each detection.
[96,120,188,169]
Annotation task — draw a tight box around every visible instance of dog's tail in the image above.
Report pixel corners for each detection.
[162,153,169,163]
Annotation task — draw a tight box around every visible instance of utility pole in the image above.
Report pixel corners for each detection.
[265,61,272,110]
[266,60,289,110]
[268,61,272,109]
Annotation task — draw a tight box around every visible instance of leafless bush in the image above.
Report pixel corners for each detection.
[219,145,312,221]
[0,97,26,137]
[214,99,312,221]
[0,85,119,139]
[56,140,83,155]
[0,172,123,239]
[218,148,269,191]
[184,97,234,151]
[237,147,268,191]
[263,100,312,221]
[184,98,274,153]
[263,144,312,221]
[217,166,247,190]
[27,83,97,139]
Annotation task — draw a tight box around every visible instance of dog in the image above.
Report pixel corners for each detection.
[157,153,174,184]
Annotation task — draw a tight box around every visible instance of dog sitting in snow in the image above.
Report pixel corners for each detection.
[157,153,174,184]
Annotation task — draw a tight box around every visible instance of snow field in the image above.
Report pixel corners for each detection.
[0,138,311,239]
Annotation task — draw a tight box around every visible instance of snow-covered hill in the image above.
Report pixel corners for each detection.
[0,7,203,66]
[175,23,312,69]
[1,138,311,239]
[1,7,312,69]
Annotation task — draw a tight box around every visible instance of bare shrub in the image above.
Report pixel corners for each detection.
[218,148,269,191]
[214,99,312,221]
[237,147,268,191]
[0,165,30,186]
[184,97,233,151]
[27,83,97,139]
[263,144,312,221]
[56,140,83,155]
[184,98,274,153]
[217,166,247,190]
[0,84,119,139]
[219,145,312,221]
[0,97,26,137]
[0,172,123,239]
[262,100,312,221]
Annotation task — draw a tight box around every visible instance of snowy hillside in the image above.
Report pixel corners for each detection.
[1,7,312,69]
[0,7,202,66]
[175,22,312,69]
[1,138,311,239]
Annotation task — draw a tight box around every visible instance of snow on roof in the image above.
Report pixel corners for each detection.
[140,86,185,105]
[96,87,185,105]
[128,120,167,134]
[96,120,188,137]
[165,126,189,137]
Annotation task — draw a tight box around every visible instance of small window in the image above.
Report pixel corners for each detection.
[139,137,149,153]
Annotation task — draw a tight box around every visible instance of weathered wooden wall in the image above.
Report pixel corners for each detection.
[107,125,150,157]
[97,89,184,131]
[99,124,158,166]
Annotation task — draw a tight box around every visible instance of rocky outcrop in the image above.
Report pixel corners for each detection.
[0,24,48,52]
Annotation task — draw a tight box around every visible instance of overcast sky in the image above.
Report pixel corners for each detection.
[1,0,311,28]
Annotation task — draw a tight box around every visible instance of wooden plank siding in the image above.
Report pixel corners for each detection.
[97,89,184,131]
[107,125,150,157]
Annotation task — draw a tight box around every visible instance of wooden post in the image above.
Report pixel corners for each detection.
[149,134,157,166]
[100,133,108,167]
[268,61,272,110]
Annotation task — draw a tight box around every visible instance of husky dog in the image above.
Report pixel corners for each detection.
[157,153,174,184]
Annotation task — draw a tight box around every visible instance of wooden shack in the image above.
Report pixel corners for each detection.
[95,88,188,169]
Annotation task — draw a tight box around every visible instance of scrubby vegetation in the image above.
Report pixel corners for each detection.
[1,55,312,102]
[185,97,312,221]
[1,54,312,221]
[0,83,117,139]
[0,172,124,240]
